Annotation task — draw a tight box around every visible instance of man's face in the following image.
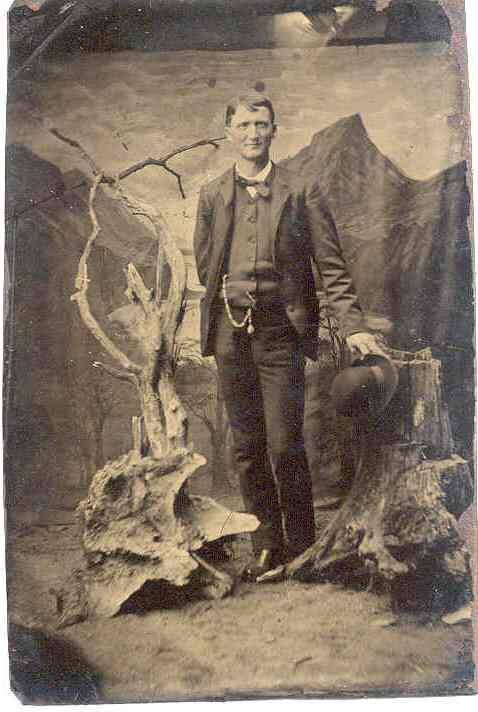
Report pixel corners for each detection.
[226,105,276,162]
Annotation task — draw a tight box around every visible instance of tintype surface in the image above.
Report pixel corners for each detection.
[3,0,476,703]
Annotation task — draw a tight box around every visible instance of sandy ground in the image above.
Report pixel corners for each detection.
[7,501,474,703]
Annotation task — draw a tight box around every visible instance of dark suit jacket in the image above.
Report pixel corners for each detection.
[193,163,365,360]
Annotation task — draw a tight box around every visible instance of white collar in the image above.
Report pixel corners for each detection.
[235,160,273,184]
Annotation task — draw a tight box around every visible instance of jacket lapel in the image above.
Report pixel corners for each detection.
[269,165,292,264]
[218,166,235,210]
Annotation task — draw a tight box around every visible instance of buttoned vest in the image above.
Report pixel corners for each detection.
[226,177,280,304]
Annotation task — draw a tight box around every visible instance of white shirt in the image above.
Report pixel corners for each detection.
[235,161,273,197]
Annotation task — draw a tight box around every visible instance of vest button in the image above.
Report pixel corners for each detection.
[248,215,257,223]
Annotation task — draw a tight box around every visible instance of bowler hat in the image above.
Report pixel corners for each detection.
[330,354,399,419]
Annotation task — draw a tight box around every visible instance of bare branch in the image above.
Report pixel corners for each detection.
[73,172,102,293]
[193,412,216,436]
[71,175,142,375]
[92,361,136,384]
[109,188,185,353]
[161,164,186,199]
[182,394,215,431]
[156,242,166,303]
[56,129,225,199]
[124,264,155,314]
[49,128,225,200]
[110,137,226,194]
[49,127,101,176]
[116,189,187,351]
[154,211,187,346]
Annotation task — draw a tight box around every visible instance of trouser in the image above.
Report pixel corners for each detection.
[213,303,315,562]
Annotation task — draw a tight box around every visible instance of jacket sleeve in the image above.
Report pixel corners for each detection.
[193,185,213,287]
[304,181,366,339]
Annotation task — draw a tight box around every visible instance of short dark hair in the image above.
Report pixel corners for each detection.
[225,93,275,127]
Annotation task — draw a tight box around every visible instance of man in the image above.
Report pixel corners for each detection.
[194,92,382,581]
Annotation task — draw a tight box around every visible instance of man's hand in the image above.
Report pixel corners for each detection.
[345,332,388,360]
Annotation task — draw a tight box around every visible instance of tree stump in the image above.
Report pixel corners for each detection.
[264,348,474,615]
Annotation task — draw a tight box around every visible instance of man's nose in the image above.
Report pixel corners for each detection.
[246,124,259,140]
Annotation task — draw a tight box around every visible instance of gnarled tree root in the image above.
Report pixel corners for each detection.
[52,450,258,625]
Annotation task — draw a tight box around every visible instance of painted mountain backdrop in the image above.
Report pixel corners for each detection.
[5,114,473,513]
[284,114,472,352]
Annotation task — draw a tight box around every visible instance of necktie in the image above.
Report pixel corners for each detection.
[236,176,271,199]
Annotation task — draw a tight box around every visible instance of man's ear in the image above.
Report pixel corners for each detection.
[272,124,278,139]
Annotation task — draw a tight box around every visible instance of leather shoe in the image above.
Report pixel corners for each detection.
[241,549,282,583]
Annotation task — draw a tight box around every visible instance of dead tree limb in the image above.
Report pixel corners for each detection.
[51,129,261,620]
[70,176,142,376]
[50,128,225,198]
[92,361,135,384]
[111,136,225,187]
[113,191,189,455]
[61,129,223,457]
[49,128,101,176]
